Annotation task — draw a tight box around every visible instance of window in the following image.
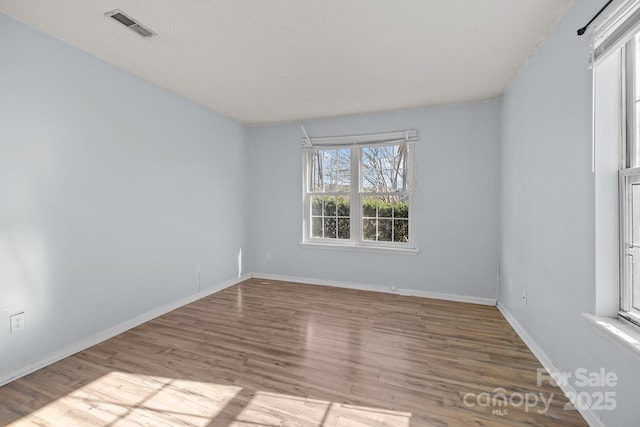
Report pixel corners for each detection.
[621,33,640,326]
[302,131,417,252]
[590,0,640,328]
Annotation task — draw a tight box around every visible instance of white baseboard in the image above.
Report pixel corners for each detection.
[0,274,251,387]
[497,302,606,427]
[251,272,497,306]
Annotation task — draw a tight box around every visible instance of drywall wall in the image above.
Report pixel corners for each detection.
[500,1,640,426]
[249,101,501,300]
[0,13,250,378]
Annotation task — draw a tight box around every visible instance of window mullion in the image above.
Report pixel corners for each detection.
[409,143,417,245]
[351,147,361,243]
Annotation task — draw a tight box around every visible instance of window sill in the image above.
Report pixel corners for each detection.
[300,242,419,255]
[582,313,640,359]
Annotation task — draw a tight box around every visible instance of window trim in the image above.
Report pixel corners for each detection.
[301,135,418,252]
[619,36,640,328]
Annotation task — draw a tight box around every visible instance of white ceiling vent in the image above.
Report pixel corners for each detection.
[105,9,156,38]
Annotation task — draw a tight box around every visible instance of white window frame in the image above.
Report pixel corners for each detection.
[620,35,640,326]
[301,131,418,253]
[589,0,640,352]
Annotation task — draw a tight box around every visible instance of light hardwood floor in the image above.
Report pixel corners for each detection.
[0,279,587,426]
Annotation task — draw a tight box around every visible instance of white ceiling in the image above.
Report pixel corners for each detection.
[0,0,574,126]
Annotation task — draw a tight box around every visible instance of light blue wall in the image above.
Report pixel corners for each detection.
[500,2,640,426]
[0,14,250,377]
[249,101,501,299]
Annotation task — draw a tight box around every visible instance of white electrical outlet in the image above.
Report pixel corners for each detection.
[10,312,25,334]
[522,290,528,306]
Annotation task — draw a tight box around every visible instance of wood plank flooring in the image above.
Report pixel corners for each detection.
[0,279,587,426]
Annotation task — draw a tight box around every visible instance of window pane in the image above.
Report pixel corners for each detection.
[635,33,640,101]
[324,218,336,238]
[361,145,407,192]
[363,218,376,241]
[627,37,640,312]
[633,255,640,311]
[325,198,336,216]
[633,184,640,244]
[633,183,640,310]
[378,219,393,241]
[378,200,392,217]
[337,200,350,216]
[394,219,409,243]
[310,195,350,239]
[362,195,410,243]
[631,36,640,168]
[338,218,350,239]
[395,195,409,218]
[311,197,323,215]
[311,217,323,238]
[363,200,376,217]
[311,148,351,192]
[633,102,640,168]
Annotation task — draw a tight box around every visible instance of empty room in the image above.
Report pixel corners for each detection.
[1,0,639,426]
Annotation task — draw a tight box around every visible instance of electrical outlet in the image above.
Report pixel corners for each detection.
[522,290,527,306]
[10,312,25,334]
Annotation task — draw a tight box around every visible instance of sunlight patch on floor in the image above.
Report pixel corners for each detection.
[10,372,412,426]
[11,371,241,426]
[233,391,412,427]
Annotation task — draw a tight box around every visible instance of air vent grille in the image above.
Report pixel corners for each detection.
[105,9,156,38]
